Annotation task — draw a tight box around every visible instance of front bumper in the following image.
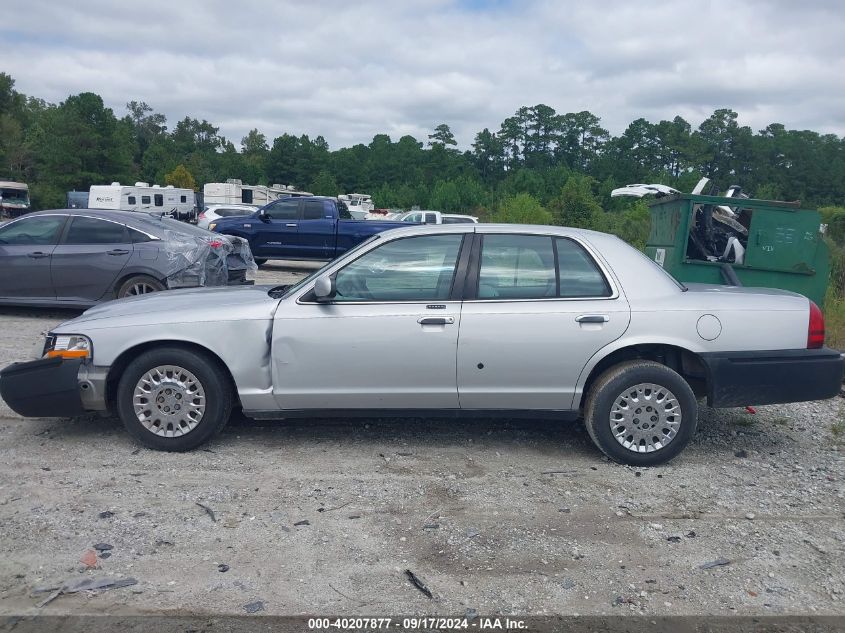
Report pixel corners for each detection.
[0,357,87,417]
[701,347,845,407]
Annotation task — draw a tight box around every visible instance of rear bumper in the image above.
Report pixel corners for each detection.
[701,348,845,407]
[0,357,87,417]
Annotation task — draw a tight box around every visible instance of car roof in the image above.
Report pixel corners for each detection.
[22,209,195,236]
[373,222,610,239]
[27,209,161,222]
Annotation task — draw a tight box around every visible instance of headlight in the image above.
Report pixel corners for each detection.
[44,334,92,359]
[208,222,217,231]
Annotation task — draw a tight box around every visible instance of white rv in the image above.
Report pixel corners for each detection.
[203,179,312,208]
[88,182,196,220]
[0,181,30,218]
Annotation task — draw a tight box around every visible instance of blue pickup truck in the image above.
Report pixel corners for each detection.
[209,196,405,265]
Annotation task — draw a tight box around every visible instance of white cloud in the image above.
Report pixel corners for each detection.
[3,0,844,149]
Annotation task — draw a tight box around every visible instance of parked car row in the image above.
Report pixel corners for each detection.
[1,223,841,466]
[0,210,256,308]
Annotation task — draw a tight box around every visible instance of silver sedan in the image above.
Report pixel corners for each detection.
[1,223,842,465]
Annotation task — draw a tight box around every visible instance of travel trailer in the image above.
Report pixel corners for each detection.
[0,181,30,218]
[88,182,196,221]
[203,180,312,207]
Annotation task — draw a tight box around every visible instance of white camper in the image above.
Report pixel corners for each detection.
[0,181,30,218]
[203,179,312,207]
[88,182,196,220]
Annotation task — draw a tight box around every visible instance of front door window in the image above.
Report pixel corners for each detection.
[333,234,463,301]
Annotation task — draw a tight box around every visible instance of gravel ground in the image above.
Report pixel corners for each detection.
[0,261,843,621]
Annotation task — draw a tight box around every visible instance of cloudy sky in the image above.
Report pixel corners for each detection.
[4,0,844,149]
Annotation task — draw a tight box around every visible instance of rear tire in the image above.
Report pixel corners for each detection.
[584,360,697,466]
[117,274,165,298]
[253,258,268,267]
[116,346,233,451]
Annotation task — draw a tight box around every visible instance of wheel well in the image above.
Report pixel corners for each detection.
[105,341,241,412]
[581,344,708,406]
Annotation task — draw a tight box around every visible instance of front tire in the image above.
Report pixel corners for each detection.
[584,361,697,466]
[116,347,233,451]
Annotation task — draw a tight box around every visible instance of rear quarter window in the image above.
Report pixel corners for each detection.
[555,237,612,297]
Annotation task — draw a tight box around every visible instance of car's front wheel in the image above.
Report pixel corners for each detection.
[116,346,233,451]
[584,360,697,466]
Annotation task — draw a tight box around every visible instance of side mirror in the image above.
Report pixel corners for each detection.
[258,211,270,222]
[313,275,335,301]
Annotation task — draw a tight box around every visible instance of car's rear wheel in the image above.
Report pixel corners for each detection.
[117,275,165,298]
[253,258,268,267]
[584,360,697,466]
[116,347,233,451]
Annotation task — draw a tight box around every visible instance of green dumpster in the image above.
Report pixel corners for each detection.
[644,193,830,306]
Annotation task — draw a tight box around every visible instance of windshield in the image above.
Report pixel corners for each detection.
[0,187,30,205]
[279,234,383,299]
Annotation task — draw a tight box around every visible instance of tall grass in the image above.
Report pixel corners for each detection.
[823,233,845,350]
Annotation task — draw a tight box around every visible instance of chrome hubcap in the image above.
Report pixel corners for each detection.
[609,382,681,453]
[132,365,206,437]
[127,282,157,295]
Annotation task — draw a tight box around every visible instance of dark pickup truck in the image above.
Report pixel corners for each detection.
[209,196,404,264]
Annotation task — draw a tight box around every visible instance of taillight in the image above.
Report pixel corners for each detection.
[808,300,825,349]
[208,239,224,249]
[198,212,206,219]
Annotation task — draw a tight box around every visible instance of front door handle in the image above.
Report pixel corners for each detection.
[418,316,455,325]
[575,314,609,323]
[285,223,297,228]
[106,249,130,256]
[28,251,50,259]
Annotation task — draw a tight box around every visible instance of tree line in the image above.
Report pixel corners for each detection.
[1,71,844,250]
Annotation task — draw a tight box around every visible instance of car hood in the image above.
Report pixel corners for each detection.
[56,285,280,331]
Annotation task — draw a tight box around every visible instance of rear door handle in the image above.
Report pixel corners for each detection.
[106,249,130,256]
[418,316,455,325]
[28,251,50,259]
[285,223,297,228]
[575,314,609,323]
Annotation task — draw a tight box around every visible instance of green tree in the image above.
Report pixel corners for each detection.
[548,175,604,228]
[164,164,197,190]
[310,169,339,196]
[492,193,552,224]
[428,123,457,148]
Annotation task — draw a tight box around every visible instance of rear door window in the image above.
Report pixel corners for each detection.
[477,234,556,299]
[216,208,253,217]
[64,216,129,244]
[301,199,325,220]
[475,234,612,299]
[555,238,612,297]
